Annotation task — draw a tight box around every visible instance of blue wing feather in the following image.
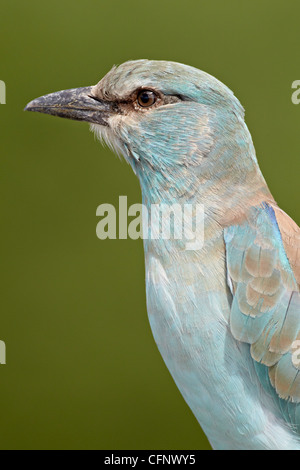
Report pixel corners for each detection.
[225,203,300,434]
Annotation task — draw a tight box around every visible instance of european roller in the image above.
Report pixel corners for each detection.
[25,60,300,450]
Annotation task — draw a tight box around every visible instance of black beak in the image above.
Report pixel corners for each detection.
[24,86,112,126]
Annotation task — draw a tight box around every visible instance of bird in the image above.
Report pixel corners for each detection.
[25,60,300,450]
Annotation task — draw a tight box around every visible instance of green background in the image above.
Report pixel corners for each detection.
[1,0,299,450]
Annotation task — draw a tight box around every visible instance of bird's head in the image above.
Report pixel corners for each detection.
[25,60,267,207]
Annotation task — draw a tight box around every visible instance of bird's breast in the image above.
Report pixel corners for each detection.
[143,235,294,449]
[144,236,235,443]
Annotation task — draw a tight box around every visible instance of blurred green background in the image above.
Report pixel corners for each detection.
[1,0,299,450]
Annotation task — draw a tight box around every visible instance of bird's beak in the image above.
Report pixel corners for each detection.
[24,86,112,126]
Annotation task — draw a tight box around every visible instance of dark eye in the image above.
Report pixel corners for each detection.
[137,90,156,107]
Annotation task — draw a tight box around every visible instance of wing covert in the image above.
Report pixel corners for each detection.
[224,203,300,433]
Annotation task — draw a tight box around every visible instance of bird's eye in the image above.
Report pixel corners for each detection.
[137,90,156,107]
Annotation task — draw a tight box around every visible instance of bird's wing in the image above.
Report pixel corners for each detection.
[224,203,300,434]
[272,205,300,288]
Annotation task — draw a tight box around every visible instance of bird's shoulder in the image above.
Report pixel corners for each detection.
[271,204,300,288]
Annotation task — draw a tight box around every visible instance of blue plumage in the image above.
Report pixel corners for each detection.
[25,60,300,450]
